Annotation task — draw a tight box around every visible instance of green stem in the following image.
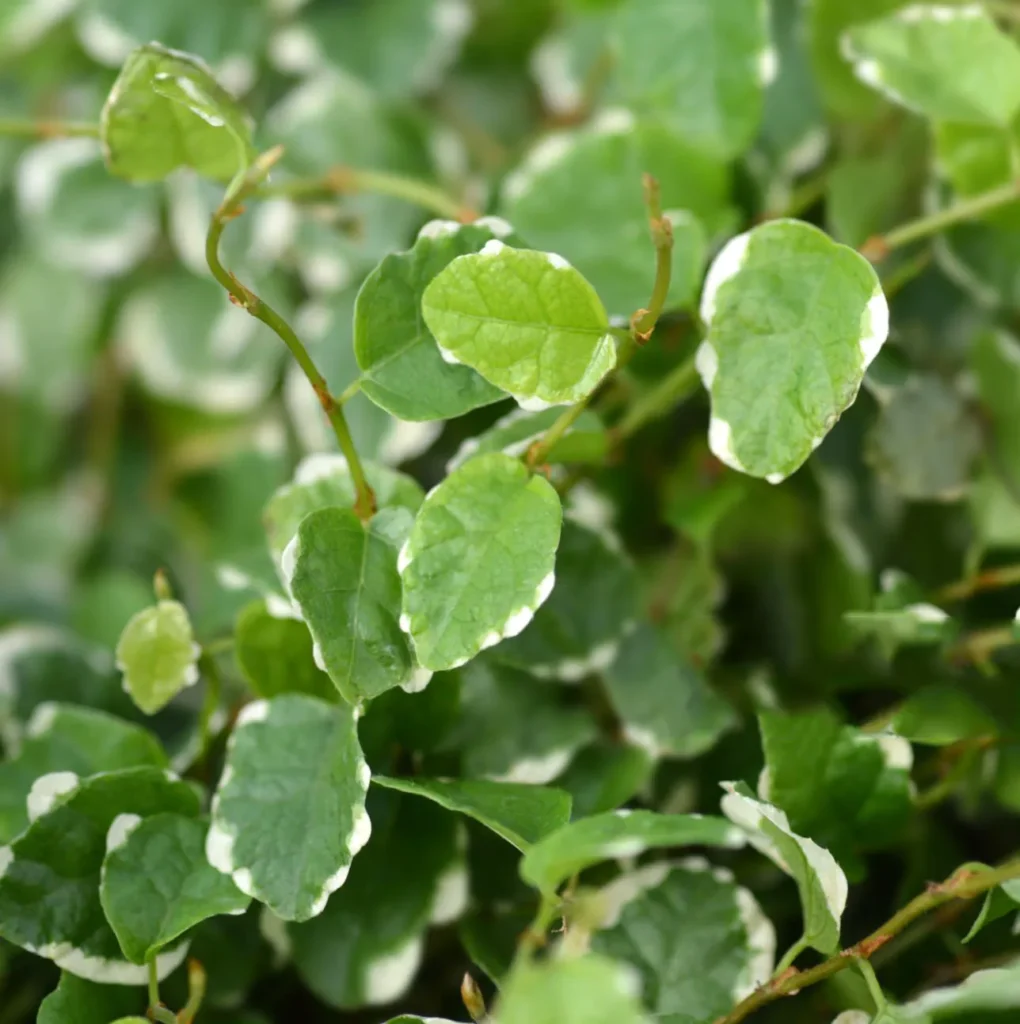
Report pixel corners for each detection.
[0,118,99,139]
[148,960,160,1012]
[258,166,473,221]
[631,174,674,340]
[714,858,1020,1024]
[206,148,374,519]
[178,959,207,1024]
[197,653,223,772]
[613,351,700,441]
[863,179,1020,260]
[772,935,809,976]
[515,892,562,964]
[937,562,1020,602]
[856,957,888,1013]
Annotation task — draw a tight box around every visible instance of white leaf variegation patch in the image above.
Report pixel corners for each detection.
[206,695,371,922]
[697,219,888,483]
[841,5,1020,128]
[421,243,616,408]
[720,782,847,954]
[399,453,562,672]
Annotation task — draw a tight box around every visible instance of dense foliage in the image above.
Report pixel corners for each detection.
[5,1,1020,1023]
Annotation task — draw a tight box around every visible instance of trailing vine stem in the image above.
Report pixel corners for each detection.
[205,146,375,519]
[0,117,99,139]
[713,858,1020,1024]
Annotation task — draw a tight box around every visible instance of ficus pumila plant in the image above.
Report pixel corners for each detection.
[6,2,1020,1024]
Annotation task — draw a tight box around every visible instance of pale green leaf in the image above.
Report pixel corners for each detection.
[521,810,743,894]
[373,775,572,852]
[399,454,562,671]
[354,220,513,420]
[233,599,337,703]
[603,623,736,760]
[290,792,461,1009]
[116,600,201,715]
[0,767,200,982]
[494,518,638,681]
[898,960,1020,1018]
[892,686,998,746]
[453,659,597,783]
[611,0,772,158]
[592,864,776,1022]
[264,453,423,573]
[206,695,370,922]
[286,507,421,704]
[421,244,615,408]
[37,973,142,1024]
[496,953,651,1024]
[101,43,254,182]
[697,219,888,483]
[843,6,1020,127]
[501,115,722,316]
[100,813,249,963]
[0,702,165,843]
[447,406,607,473]
[720,782,847,954]
[867,374,981,500]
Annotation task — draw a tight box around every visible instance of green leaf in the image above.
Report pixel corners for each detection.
[501,115,724,316]
[611,0,771,158]
[697,219,888,482]
[493,518,637,680]
[206,695,370,922]
[289,791,462,1009]
[448,406,608,473]
[263,454,423,573]
[0,702,165,843]
[899,960,1020,1017]
[286,507,422,703]
[101,43,254,182]
[844,570,955,655]
[233,600,337,703]
[354,219,514,420]
[0,767,200,982]
[963,878,1020,943]
[758,708,914,867]
[893,686,997,746]
[866,374,981,501]
[373,776,572,852]
[37,973,143,1024]
[720,782,847,954]
[556,742,655,819]
[399,454,563,671]
[454,660,598,783]
[592,863,776,1021]
[603,623,737,760]
[116,600,201,715]
[100,813,249,963]
[421,244,615,409]
[842,6,1020,127]
[495,953,650,1024]
[520,810,743,895]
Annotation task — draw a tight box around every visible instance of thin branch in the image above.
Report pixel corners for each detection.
[206,147,375,519]
[936,562,1020,602]
[612,351,700,441]
[713,858,1020,1024]
[631,174,674,341]
[0,118,99,139]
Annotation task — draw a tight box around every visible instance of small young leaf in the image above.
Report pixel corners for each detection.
[233,600,337,703]
[520,810,743,894]
[721,782,847,953]
[963,878,1020,942]
[611,0,772,158]
[286,507,422,704]
[264,454,423,572]
[116,599,201,715]
[842,6,1020,127]
[603,623,737,760]
[0,702,165,843]
[421,243,616,409]
[101,43,254,182]
[399,454,562,671]
[373,776,572,852]
[501,115,725,316]
[100,813,249,963]
[495,953,650,1024]
[892,686,997,746]
[206,695,370,922]
[354,220,514,421]
[697,219,888,482]
[592,863,776,1017]
[37,973,143,1024]
[0,767,200,983]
